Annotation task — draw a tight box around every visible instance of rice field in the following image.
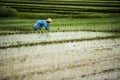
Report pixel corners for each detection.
[0,31,118,49]
[0,0,120,19]
[0,0,120,80]
[0,18,120,33]
[0,38,120,80]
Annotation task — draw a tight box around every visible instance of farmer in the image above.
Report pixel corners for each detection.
[33,18,52,31]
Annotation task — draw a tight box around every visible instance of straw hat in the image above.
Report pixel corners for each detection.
[46,18,52,23]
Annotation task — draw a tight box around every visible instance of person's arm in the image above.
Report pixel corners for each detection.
[44,21,50,31]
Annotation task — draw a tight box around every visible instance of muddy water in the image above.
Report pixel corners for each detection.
[0,38,120,80]
[0,31,113,47]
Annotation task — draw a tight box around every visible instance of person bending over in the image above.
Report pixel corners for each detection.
[33,18,52,31]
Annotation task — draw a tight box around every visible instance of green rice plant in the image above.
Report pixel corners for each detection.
[0,7,120,35]
[1,0,120,19]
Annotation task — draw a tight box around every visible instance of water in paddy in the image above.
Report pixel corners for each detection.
[0,31,113,47]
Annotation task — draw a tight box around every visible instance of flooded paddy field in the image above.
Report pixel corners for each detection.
[0,31,115,48]
[0,0,120,79]
[0,38,120,80]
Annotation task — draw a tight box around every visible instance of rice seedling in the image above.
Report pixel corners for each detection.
[0,17,120,35]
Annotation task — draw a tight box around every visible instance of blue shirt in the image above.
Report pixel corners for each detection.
[33,20,50,30]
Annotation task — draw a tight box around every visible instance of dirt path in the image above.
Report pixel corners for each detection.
[0,38,120,80]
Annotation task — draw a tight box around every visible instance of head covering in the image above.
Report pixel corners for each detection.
[46,18,52,23]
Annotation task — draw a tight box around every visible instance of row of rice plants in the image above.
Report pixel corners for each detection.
[1,0,120,16]
[0,18,120,35]
[7,3,119,13]
[52,18,120,32]
[0,0,120,20]
[1,0,120,7]
[1,17,119,24]
[18,12,118,19]
[1,1,120,10]
[1,2,120,14]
